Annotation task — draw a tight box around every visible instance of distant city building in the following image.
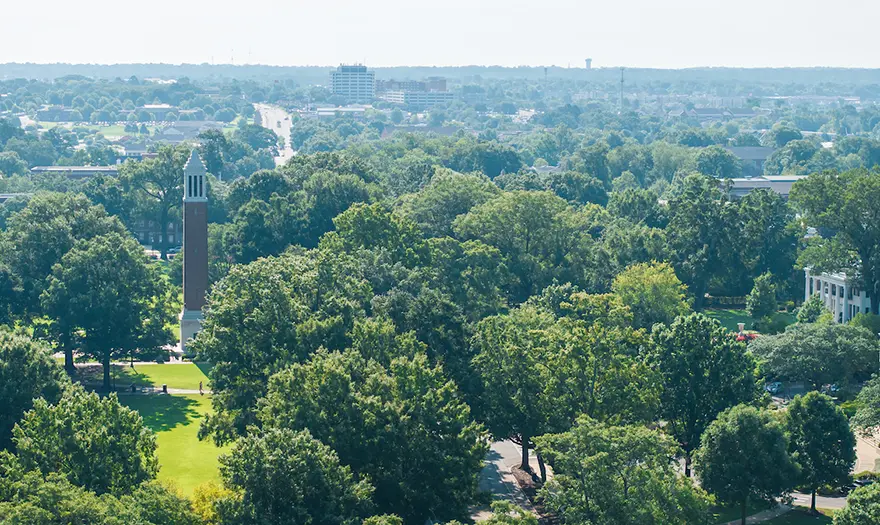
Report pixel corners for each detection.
[152,121,223,143]
[0,193,30,204]
[585,58,592,70]
[377,76,451,109]
[668,107,765,122]
[30,166,118,178]
[330,64,376,103]
[380,90,454,110]
[36,106,80,121]
[805,269,871,324]
[723,174,808,199]
[376,78,447,93]
[725,146,776,175]
[314,106,369,119]
[138,104,178,120]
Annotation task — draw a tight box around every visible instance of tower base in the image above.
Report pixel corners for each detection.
[179,309,204,354]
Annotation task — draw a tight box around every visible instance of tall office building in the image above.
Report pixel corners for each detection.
[330,64,376,103]
[180,150,208,352]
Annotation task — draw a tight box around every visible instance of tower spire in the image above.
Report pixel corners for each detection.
[180,149,209,353]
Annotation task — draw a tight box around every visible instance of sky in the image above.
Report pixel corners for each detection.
[2,0,879,69]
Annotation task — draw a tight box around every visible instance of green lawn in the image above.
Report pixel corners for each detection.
[120,394,228,495]
[704,308,796,333]
[766,508,834,524]
[116,362,212,391]
[704,308,753,332]
[77,362,212,391]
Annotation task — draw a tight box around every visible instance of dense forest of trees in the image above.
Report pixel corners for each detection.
[3,67,880,524]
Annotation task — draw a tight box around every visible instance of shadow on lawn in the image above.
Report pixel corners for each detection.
[76,364,154,388]
[124,395,202,433]
[195,361,215,382]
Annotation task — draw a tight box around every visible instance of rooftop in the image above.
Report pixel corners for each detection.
[725,146,776,160]
[31,165,118,172]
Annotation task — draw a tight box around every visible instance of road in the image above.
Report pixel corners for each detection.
[253,103,294,166]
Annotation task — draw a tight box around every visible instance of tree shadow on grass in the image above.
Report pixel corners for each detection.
[120,395,202,433]
[194,361,214,382]
[76,364,154,388]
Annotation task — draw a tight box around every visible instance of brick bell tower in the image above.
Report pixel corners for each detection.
[180,150,208,352]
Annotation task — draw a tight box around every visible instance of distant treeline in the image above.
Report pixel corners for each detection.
[5,63,880,91]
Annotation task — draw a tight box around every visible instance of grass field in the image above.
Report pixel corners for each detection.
[78,362,212,391]
[704,308,796,333]
[115,362,212,391]
[120,393,227,495]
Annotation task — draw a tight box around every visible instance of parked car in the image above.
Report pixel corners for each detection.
[822,384,841,394]
[765,382,783,395]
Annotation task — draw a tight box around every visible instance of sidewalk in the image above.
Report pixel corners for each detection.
[471,441,537,521]
[721,504,791,525]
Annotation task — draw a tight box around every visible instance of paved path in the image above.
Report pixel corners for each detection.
[720,505,791,525]
[790,492,847,510]
[856,436,880,472]
[472,441,537,521]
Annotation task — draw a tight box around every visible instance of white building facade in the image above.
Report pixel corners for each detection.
[804,268,872,323]
[330,65,375,104]
[379,90,454,110]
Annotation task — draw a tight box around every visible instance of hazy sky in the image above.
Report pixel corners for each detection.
[2,0,878,68]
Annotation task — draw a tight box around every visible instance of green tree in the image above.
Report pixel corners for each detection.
[694,405,798,525]
[0,331,68,451]
[763,123,803,148]
[0,192,126,336]
[851,376,880,432]
[536,416,712,525]
[0,151,28,176]
[194,250,371,444]
[834,483,880,525]
[198,129,229,178]
[612,261,691,329]
[665,174,728,309]
[696,145,742,179]
[748,322,878,390]
[472,295,657,478]
[40,233,175,390]
[398,169,500,237]
[790,169,880,313]
[736,189,799,295]
[13,387,158,495]
[454,191,592,301]
[218,428,373,525]
[0,464,197,525]
[120,145,186,259]
[606,187,666,228]
[545,170,608,206]
[647,314,758,476]
[260,350,487,523]
[797,293,827,324]
[746,272,778,321]
[471,305,556,472]
[785,392,856,513]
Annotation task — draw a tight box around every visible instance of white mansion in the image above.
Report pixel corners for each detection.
[804,268,872,323]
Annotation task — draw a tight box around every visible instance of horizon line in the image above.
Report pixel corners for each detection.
[4,62,880,71]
